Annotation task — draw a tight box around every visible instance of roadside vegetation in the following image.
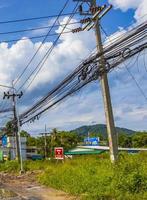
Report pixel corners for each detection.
[1,123,147,199]
[0,152,147,200]
[3,122,147,156]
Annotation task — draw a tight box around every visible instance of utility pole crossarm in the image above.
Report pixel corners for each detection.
[72,4,112,33]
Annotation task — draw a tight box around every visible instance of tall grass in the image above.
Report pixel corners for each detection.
[0,153,146,200]
[38,153,147,200]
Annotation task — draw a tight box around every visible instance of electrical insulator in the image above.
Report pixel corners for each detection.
[3,92,6,99]
[72,27,82,33]
[80,18,91,24]
[18,91,23,98]
[90,6,102,14]
[79,4,83,14]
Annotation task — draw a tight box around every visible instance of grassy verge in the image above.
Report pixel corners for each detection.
[0,153,147,200]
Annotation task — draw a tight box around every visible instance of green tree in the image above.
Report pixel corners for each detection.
[118,133,132,147]
[27,136,37,146]
[50,129,78,152]
[5,121,14,136]
[132,132,147,147]
[20,130,30,137]
[59,131,78,151]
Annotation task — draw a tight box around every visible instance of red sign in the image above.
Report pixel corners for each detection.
[54,147,64,159]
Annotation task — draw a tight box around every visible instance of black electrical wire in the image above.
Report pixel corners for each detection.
[0,30,72,43]
[18,1,80,93]
[14,0,70,88]
[20,38,146,122]
[123,61,147,102]
[0,21,80,35]
[20,43,147,123]
[0,12,79,24]
[19,47,97,118]
[18,21,147,123]
[22,78,91,124]
[13,0,70,87]
[27,28,145,97]
[14,19,146,94]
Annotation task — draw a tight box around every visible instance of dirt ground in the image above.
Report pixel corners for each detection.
[0,172,79,200]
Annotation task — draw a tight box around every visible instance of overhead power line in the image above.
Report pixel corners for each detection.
[19,21,147,124]
[0,0,73,122]
[0,21,80,35]
[13,0,71,87]
[0,30,72,43]
[17,1,80,93]
[0,12,79,25]
[124,62,147,101]
[0,0,71,120]
[21,42,146,125]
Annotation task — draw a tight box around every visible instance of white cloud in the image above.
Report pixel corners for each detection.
[108,0,140,11]
[109,0,147,22]
[0,17,95,128]
[0,16,146,133]
[22,50,147,134]
[134,0,147,22]
[0,19,95,91]
[22,84,105,134]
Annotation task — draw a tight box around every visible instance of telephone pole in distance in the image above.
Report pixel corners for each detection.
[3,88,23,164]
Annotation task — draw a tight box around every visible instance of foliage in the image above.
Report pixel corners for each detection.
[5,121,14,136]
[118,132,147,148]
[26,129,78,156]
[0,161,20,172]
[132,132,147,147]
[20,130,30,137]
[27,136,37,146]
[3,123,147,150]
[20,129,147,157]
[0,153,146,199]
[38,153,147,200]
[72,124,135,138]
[50,130,78,151]
[118,133,132,147]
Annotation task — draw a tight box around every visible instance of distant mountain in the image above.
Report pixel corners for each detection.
[71,124,135,138]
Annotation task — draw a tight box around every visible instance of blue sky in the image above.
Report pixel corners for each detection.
[0,0,135,41]
[0,0,146,134]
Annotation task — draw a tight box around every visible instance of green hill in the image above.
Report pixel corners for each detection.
[71,124,135,138]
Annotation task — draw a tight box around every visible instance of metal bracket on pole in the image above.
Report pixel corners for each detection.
[82,5,112,31]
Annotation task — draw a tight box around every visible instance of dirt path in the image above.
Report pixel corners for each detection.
[0,172,79,200]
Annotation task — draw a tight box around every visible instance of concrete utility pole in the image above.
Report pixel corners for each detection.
[73,0,118,162]
[92,0,118,162]
[40,124,49,159]
[3,89,23,163]
[44,124,47,159]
